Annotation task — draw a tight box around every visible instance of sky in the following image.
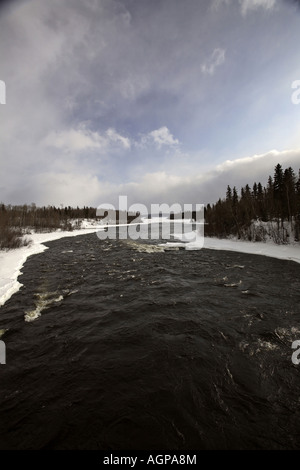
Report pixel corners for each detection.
[0,0,300,209]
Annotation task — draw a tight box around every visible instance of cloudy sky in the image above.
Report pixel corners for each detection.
[0,0,300,209]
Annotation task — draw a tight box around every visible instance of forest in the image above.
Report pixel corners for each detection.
[0,163,299,249]
[205,164,300,243]
[0,204,138,249]
[0,204,94,249]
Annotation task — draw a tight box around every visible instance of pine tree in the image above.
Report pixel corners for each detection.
[266,175,274,219]
[257,182,266,220]
[295,170,300,241]
[232,186,238,208]
[226,185,232,202]
[273,163,284,226]
[252,182,258,200]
[283,167,296,221]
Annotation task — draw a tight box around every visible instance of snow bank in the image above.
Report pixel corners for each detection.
[0,227,101,308]
[169,228,299,264]
[202,237,300,264]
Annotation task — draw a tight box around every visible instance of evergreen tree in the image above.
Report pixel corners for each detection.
[226,185,232,202]
[252,182,258,200]
[273,164,284,225]
[204,163,299,242]
[283,167,296,221]
[232,186,238,208]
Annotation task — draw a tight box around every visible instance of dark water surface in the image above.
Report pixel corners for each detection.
[0,233,300,449]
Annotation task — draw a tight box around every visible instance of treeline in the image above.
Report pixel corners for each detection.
[0,204,97,235]
[0,204,97,249]
[205,164,300,242]
[0,203,140,249]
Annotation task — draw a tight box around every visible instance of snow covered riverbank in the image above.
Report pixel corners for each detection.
[0,225,299,308]
[0,227,101,307]
[203,237,300,264]
[170,227,300,264]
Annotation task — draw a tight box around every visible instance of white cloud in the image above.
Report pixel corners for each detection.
[88,148,300,208]
[201,48,226,75]
[106,128,131,149]
[212,0,277,15]
[44,127,131,153]
[239,0,277,16]
[44,129,104,152]
[34,171,103,207]
[143,127,180,149]
[204,148,300,202]
[211,0,231,11]
[5,145,299,207]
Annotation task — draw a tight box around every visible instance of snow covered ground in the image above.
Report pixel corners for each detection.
[204,237,300,263]
[169,229,300,263]
[0,222,299,308]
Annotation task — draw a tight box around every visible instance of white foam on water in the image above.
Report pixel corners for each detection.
[24,292,64,322]
[124,240,165,253]
[226,265,245,269]
[256,339,278,351]
[224,280,242,287]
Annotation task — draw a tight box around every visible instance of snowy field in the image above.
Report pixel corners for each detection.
[0,220,299,308]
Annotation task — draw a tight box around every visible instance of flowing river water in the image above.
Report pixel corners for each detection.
[0,230,300,449]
